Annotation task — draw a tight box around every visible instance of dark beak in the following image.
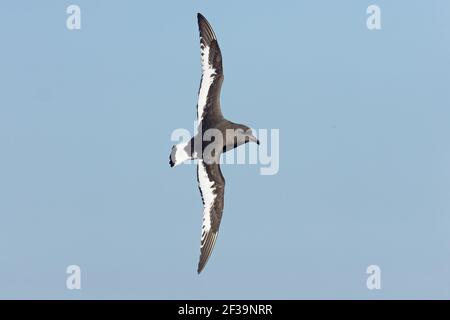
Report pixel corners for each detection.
[249,135,260,145]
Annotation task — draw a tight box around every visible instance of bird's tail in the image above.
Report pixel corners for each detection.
[169,141,194,167]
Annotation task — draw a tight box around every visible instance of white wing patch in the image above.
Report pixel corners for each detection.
[197,42,216,126]
[197,159,217,245]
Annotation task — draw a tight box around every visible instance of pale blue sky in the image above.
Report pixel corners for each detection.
[0,0,450,299]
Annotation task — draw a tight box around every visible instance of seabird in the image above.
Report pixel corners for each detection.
[169,13,260,274]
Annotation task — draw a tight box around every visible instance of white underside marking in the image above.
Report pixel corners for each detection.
[197,41,216,127]
[198,160,216,245]
[172,141,191,166]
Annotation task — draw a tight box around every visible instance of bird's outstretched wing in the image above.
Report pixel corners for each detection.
[197,13,224,125]
[196,159,225,273]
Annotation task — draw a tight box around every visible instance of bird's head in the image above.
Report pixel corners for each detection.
[238,125,260,145]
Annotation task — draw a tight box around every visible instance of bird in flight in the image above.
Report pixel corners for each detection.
[169,13,260,274]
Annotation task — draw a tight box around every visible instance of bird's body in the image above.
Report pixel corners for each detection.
[169,13,259,274]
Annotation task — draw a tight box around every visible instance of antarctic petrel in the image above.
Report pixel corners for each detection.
[169,13,260,274]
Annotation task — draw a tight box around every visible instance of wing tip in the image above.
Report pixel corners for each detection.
[197,13,217,43]
[197,231,219,274]
[197,13,208,24]
[197,12,207,27]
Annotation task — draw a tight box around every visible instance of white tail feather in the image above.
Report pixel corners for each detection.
[170,141,193,167]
